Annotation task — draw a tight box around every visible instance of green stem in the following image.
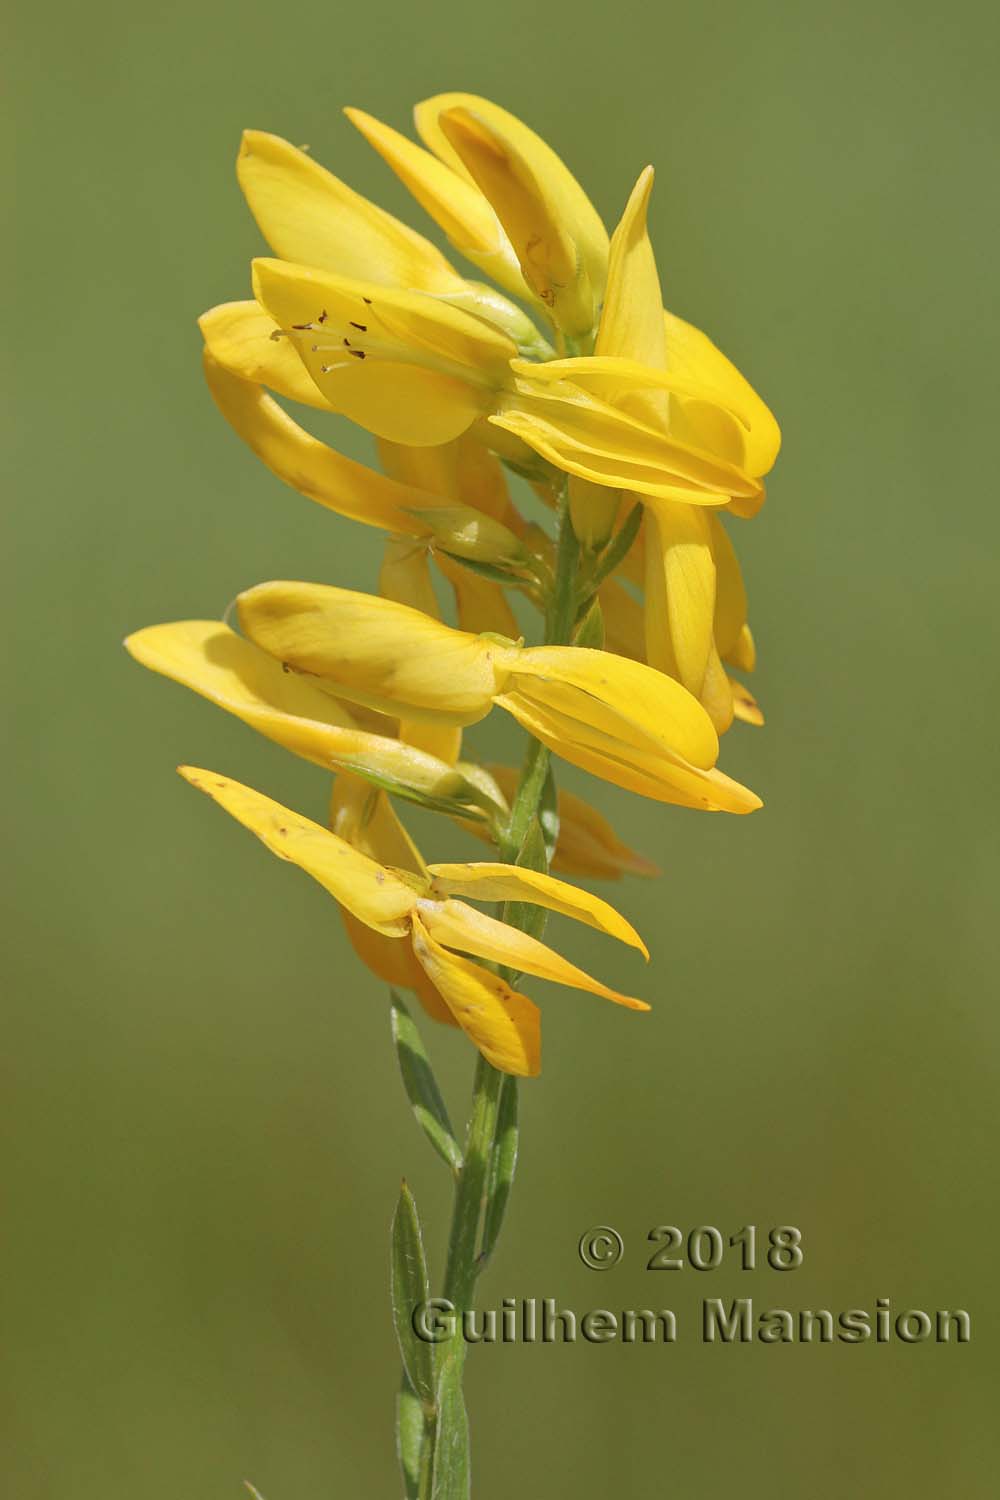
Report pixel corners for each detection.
[441,1054,504,1312]
[413,481,580,1490]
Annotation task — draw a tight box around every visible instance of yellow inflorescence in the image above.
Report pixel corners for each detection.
[127,92,780,1075]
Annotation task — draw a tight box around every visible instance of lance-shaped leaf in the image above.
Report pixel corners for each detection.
[390,994,463,1174]
[397,1371,425,1500]
[430,1352,471,1500]
[480,1074,519,1265]
[390,1181,436,1412]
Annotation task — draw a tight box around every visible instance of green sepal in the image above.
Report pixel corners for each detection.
[396,1371,425,1500]
[589,501,642,590]
[434,552,531,587]
[339,758,492,824]
[573,595,605,650]
[430,1352,471,1500]
[390,994,463,1175]
[480,1074,519,1266]
[390,1181,436,1414]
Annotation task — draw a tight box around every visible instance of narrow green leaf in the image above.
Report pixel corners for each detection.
[396,1370,425,1500]
[480,1075,519,1265]
[339,760,490,822]
[391,995,463,1174]
[434,552,528,586]
[390,1181,436,1412]
[430,1354,471,1500]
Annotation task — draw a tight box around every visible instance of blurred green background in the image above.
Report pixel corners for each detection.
[6,0,999,1494]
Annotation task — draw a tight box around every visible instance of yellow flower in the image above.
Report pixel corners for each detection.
[179,767,650,1075]
[234,581,761,813]
[123,620,496,816]
[200,101,777,518]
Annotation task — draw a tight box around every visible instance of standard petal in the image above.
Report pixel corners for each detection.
[594,167,669,423]
[409,915,541,1075]
[417,899,649,1010]
[177,768,418,935]
[422,93,608,337]
[202,353,450,533]
[424,863,648,956]
[236,581,514,725]
[237,129,458,291]
[344,107,528,301]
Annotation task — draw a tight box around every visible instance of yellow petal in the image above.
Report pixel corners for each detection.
[237,129,458,291]
[252,259,513,446]
[344,106,528,301]
[422,93,608,337]
[378,432,525,532]
[124,620,470,799]
[725,622,757,673]
[417,899,648,1010]
[399,719,465,765]
[663,309,781,478]
[494,688,761,813]
[729,677,765,726]
[510,645,719,768]
[434,551,521,638]
[699,644,735,735]
[710,514,749,659]
[236,581,513,725]
[594,167,669,424]
[496,376,761,505]
[643,503,716,696]
[200,301,326,407]
[409,915,540,1075]
[177,768,418,935]
[339,909,457,1026]
[424,863,648,956]
[379,537,440,617]
[329,776,427,876]
[201,352,449,534]
[598,578,646,661]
